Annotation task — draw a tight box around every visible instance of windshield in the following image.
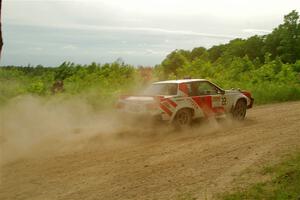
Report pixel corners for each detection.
[142,83,178,96]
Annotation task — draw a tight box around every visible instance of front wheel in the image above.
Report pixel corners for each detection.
[232,99,247,120]
[173,109,192,129]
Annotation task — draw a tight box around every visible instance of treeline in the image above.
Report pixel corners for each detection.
[154,10,300,103]
[0,62,142,108]
[0,10,300,107]
[157,10,300,78]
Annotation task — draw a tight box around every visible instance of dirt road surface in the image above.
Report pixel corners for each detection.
[1,101,300,200]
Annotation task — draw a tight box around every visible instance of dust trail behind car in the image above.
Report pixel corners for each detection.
[0,95,128,165]
[0,94,171,166]
[0,93,231,167]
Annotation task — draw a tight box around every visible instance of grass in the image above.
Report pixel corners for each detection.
[250,83,300,104]
[221,153,300,200]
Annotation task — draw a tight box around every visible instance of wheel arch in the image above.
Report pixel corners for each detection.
[171,107,194,122]
[231,97,247,112]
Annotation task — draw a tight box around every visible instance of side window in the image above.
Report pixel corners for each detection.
[198,82,220,95]
[167,84,178,95]
[186,81,222,96]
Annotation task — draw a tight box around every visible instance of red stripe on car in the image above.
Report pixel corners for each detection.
[191,96,215,117]
[212,107,225,113]
[165,98,177,107]
[179,83,189,95]
[160,104,173,116]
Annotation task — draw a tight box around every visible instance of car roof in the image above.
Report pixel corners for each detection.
[153,79,207,84]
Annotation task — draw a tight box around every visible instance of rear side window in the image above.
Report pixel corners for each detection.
[143,83,178,95]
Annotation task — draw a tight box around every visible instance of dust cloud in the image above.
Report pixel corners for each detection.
[0,95,237,167]
[0,95,129,165]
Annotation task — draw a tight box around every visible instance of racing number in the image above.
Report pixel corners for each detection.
[221,96,227,105]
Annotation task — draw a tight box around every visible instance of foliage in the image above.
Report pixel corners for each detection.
[0,62,139,109]
[1,10,300,107]
[155,10,300,104]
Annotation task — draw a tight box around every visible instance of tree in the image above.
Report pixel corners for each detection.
[264,28,281,60]
[224,39,246,58]
[278,10,300,63]
[208,44,225,62]
[161,50,189,78]
[244,35,265,61]
[190,47,208,61]
[265,10,300,63]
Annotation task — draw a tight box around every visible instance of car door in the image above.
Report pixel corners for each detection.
[189,81,225,117]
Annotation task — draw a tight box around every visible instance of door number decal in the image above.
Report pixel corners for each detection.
[221,96,227,105]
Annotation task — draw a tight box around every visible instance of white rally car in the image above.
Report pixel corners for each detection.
[117,79,254,127]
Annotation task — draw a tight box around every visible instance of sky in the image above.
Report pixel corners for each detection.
[2,0,300,66]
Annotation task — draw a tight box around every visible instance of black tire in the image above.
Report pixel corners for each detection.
[173,109,192,129]
[232,99,247,120]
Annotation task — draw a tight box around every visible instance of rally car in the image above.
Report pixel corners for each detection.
[116,79,254,127]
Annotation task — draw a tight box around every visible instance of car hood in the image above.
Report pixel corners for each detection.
[225,89,242,94]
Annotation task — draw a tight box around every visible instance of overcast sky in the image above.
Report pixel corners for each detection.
[2,0,300,66]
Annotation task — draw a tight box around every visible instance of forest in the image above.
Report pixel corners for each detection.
[1,10,300,108]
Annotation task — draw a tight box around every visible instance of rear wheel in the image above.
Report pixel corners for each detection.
[173,109,192,129]
[232,99,247,120]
